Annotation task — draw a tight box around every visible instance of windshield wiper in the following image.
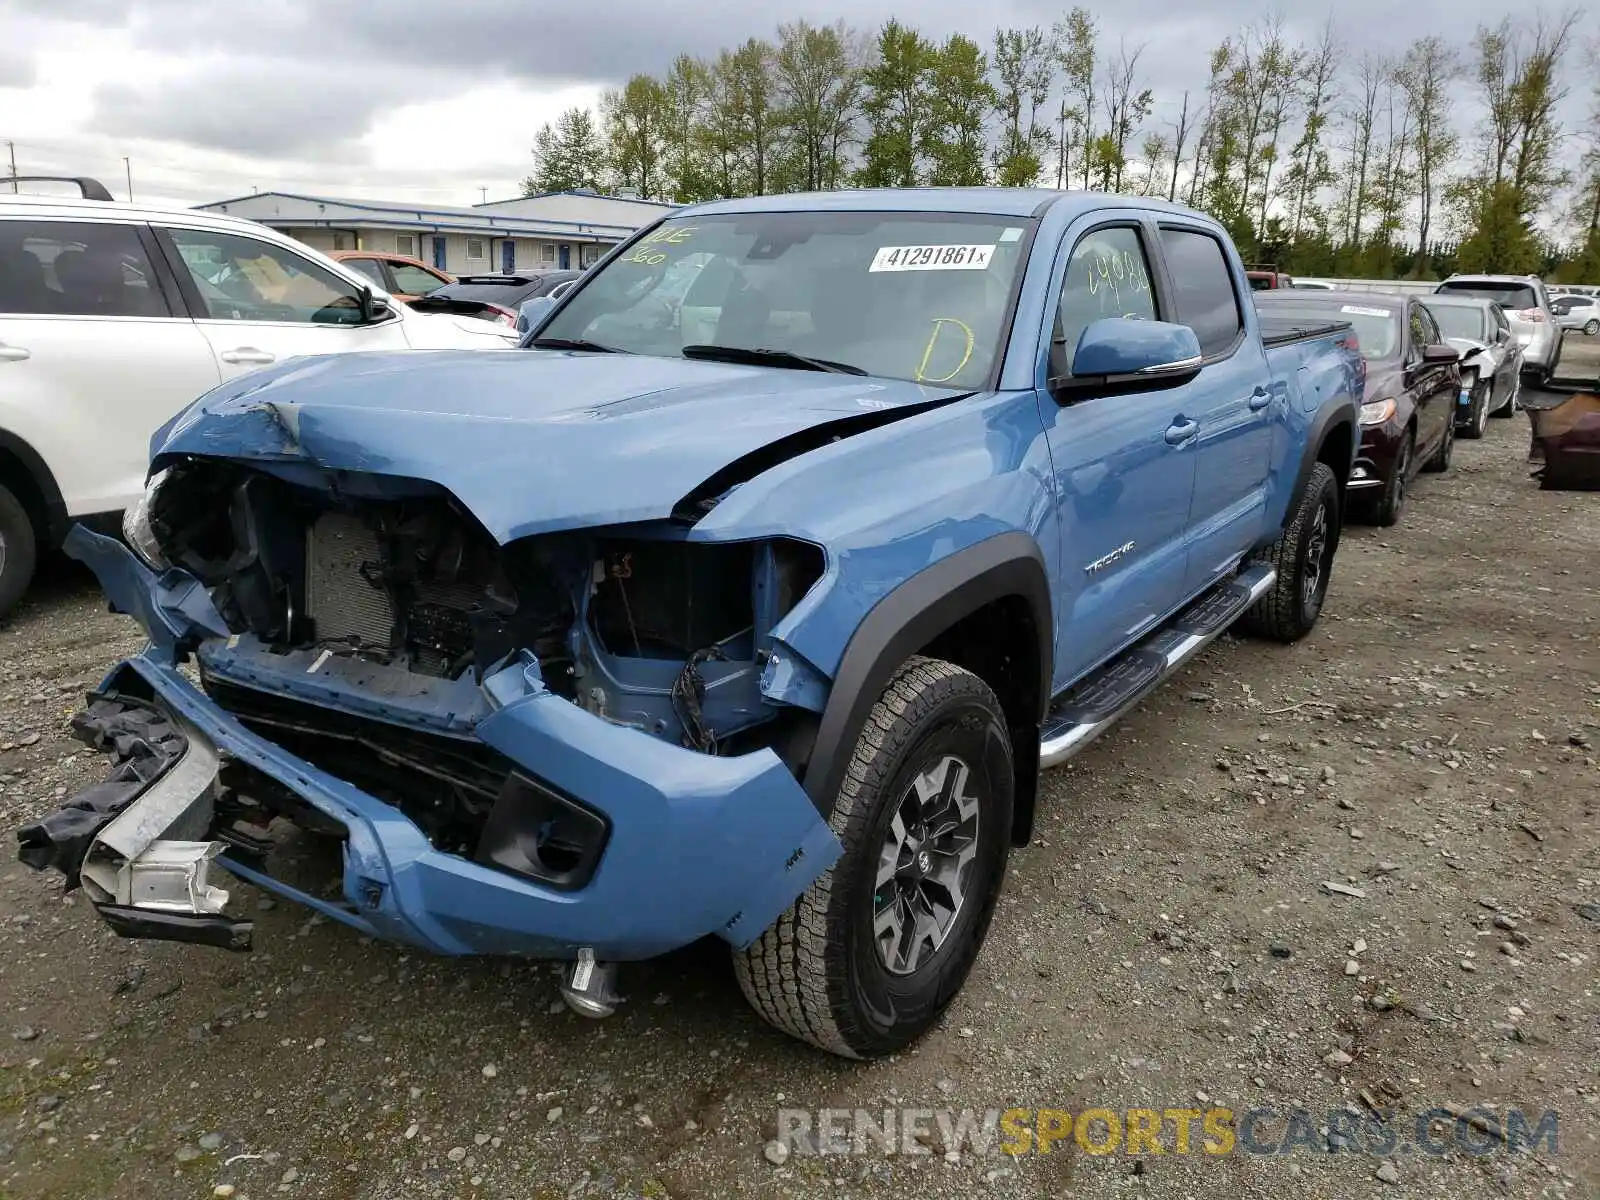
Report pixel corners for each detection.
[528,336,623,353]
[680,344,868,376]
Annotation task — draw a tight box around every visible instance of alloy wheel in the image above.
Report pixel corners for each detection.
[873,754,981,976]
[1302,497,1331,614]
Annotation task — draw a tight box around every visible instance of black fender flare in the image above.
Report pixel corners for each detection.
[1289,397,1359,515]
[0,428,69,546]
[802,531,1053,822]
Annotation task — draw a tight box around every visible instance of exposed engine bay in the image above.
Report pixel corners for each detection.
[136,458,825,861]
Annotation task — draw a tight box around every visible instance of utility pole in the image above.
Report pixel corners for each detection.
[123,156,133,201]
[6,142,16,193]
[479,186,488,204]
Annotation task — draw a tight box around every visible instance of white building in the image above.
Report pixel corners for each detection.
[194,189,675,275]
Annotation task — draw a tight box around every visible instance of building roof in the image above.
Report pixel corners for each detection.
[194,190,663,240]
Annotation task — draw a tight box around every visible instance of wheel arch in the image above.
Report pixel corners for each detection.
[802,531,1052,847]
[0,429,69,548]
[1288,400,1358,526]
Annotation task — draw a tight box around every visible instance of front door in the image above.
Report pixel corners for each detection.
[1155,223,1277,593]
[157,225,414,384]
[501,240,515,274]
[0,217,220,515]
[1038,219,1198,690]
[1407,301,1456,458]
[431,236,447,270]
[559,244,571,270]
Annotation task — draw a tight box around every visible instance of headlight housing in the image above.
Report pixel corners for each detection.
[1359,398,1397,426]
[122,468,172,570]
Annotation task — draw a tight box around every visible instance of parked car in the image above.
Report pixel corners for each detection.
[1420,294,1523,437]
[1246,269,1293,290]
[1291,279,1338,290]
[1435,274,1561,386]
[22,189,1362,1059]
[1257,290,1458,526]
[330,251,454,301]
[1551,293,1600,336]
[422,271,583,329]
[0,177,520,616]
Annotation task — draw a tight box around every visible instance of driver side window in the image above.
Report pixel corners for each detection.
[1054,226,1158,374]
[166,229,367,325]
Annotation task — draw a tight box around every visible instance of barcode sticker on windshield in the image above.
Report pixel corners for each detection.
[870,244,995,272]
[1341,305,1391,318]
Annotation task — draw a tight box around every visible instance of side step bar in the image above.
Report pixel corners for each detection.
[1040,565,1277,768]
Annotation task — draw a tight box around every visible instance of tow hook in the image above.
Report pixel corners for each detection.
[560,947,621,1018]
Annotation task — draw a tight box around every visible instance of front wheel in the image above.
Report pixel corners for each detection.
[0,484,38,620]
[1460,376,1490,439]
[1239,461,1340,643]
[1585,319,1598,336]
[735,657,1013,1058]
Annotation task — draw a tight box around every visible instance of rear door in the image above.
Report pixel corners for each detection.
[1036,218,1198,687]
[1154,223,1277,595]
[155,225,414,381]
[0,217,219,516]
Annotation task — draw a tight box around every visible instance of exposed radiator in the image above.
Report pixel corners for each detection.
[305,512,394,650]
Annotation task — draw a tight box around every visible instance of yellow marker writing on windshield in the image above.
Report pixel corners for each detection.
[916,318,975,384]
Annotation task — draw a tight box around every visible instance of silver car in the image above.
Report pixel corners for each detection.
[1421,295,1523,439]
[1434,274,1560,385]
[1551,294,1600,336]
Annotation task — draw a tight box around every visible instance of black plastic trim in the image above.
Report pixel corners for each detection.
[803,531,1052,813]
[0,428,69,546]
[97,904,254,952]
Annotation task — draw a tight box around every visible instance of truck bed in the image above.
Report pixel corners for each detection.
[1257,315,1353,349]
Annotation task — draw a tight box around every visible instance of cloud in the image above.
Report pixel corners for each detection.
[90,58,422,160]
[0,45,36,89]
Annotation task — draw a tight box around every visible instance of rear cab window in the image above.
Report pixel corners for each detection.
[1157,227,1243,358]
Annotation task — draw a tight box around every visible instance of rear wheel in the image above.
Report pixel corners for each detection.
[1585,319,1598,336]
[735,657,1013,1058]
[1240,461,1339,643]
[1424,409,1455,472]
[0,484,38,620]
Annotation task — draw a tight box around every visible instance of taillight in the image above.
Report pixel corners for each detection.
[1517,308,1544,323]
[486,304,518,327]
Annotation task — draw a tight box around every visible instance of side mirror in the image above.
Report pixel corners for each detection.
[1421,343,1459,364]
[357,286,391,324]
[517,295,555,335]
[1053,318,1203,395]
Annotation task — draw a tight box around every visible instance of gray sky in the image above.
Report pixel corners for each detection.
[0,0,1591,211]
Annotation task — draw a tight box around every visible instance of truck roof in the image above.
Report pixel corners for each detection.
[678,188,1207,222]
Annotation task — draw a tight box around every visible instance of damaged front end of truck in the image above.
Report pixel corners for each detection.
[11,350,981,1001]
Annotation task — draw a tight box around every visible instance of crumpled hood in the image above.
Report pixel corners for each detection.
[152,349,962,542]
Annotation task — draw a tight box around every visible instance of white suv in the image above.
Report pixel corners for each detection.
[0,178,519,615]
[1434,274,1561,386]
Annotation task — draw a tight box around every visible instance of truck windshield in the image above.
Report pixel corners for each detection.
[537,211,1034,388]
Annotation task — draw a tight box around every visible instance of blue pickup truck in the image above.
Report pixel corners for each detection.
[21,189,1361,1059]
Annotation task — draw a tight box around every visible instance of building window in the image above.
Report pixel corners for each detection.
[466,238,486,260]
[542,243,556,262]
[395,234,417,258]
[581,244,602,266]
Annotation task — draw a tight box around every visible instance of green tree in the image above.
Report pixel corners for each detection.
[1098,41,1154,192]
[1054,8,1097,188]
[1395,36,1460,277]
[925,34,995,186]
[856,20,935,188]
[602,75,668,200]
[661,54,717,203]
[522,107,605,195]
[990,26,1056,187]
[773,20,863,191]
[1279,22,1340,254]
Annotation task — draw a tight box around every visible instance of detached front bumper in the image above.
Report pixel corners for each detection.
[19,528,842,961]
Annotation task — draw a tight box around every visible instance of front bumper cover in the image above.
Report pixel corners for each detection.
[20,527,842,961]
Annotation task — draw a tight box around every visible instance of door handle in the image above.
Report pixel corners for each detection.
[0,343,31,363]
[1164,418,1199,446]
[1247,387,1272,410]
[219,347,276,366]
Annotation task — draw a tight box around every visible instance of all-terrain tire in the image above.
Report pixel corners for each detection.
[734,657,1013,1058]
[1238,461,1340,644]
[0,484,38,620]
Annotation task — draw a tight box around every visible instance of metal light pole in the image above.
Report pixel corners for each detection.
[123,157,133,201]
[6,142,16,193]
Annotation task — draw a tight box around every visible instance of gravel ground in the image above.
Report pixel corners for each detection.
[1,340,1596,1200]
